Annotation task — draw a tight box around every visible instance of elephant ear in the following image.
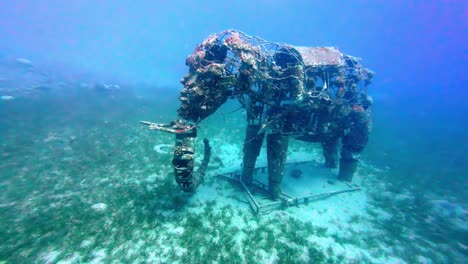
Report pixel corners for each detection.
[178,44,235,122]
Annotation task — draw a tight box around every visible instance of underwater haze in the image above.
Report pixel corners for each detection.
[0,0,467,263]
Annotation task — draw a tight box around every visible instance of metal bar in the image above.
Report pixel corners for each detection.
[257,200,283,214]
[287,187,361,206]
[240,181,261,214]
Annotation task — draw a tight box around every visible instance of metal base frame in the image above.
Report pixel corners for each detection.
[218,160,361,215]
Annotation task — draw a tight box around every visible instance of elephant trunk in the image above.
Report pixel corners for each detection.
[140,120,211,192]
[172,127,211,192]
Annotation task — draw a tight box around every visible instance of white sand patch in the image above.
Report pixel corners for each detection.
[257,249,279,264]
[91,203,108,212]
[41,250,61,263]
[231,213,247,229]
[80,239,93,249]
[56,253,81,264]
[90,249,107,263]
[171,226,185,236]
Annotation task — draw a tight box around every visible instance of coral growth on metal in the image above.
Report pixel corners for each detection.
[178,29,374,123]
[294,47,345,67]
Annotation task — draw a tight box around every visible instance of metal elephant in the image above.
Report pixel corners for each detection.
[142,30,374,198]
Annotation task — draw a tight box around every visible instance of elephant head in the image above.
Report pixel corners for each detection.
[158,31,270,192]
[141,32,242,192]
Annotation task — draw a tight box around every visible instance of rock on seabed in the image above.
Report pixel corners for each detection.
[16,58,33,66]
[1,95,15,100]
[91,203,108,212]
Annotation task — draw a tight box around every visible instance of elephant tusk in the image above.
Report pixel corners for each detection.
[140,120,196,135]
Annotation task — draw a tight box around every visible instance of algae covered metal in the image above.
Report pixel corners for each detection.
[142,30,374,197]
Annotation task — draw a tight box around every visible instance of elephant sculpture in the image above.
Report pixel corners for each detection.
[142,30,374,199]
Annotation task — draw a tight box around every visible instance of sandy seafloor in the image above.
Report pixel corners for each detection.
[0,60,467,263]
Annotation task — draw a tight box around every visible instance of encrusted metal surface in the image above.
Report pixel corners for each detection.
[142,30,374,193]
[295,46,346,67]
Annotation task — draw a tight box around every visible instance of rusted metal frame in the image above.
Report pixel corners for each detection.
[217,170,285,214]
[216,160,361,214]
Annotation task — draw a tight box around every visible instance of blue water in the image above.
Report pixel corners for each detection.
[0,1,466,263]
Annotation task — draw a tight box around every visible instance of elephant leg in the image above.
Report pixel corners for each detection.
[322,138,339,168]
[338,110,370,182]
[338,151,359,182]
[267,133,289,199]
[241,125,265,184]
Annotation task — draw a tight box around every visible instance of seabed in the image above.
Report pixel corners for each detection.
[0,86,466,263]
